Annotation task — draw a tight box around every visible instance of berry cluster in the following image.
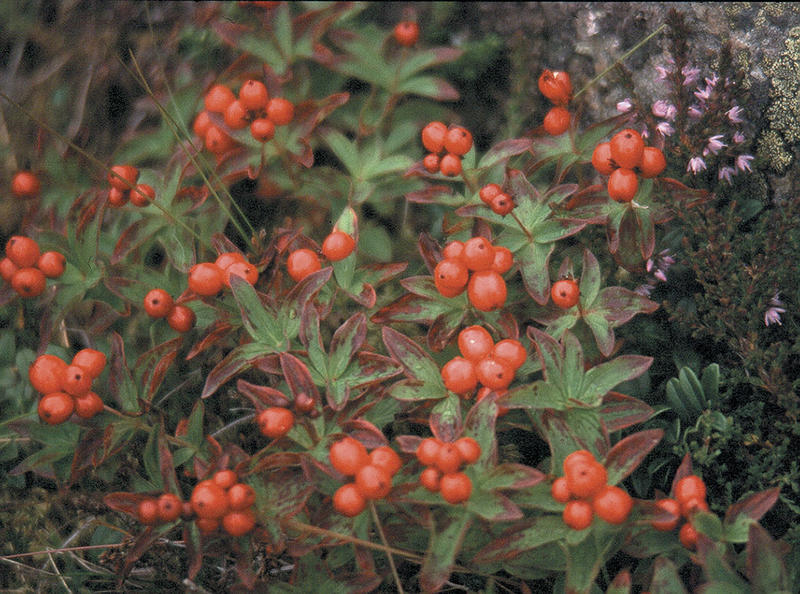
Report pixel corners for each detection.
[29,350,106,424]
[286,229,357,282]
[550,277,580,309]
[650,474,709,550]
[188,252,259,297]
[551,450,633,530]
[591,129,666,202]
[478,183,514,216]
[330,437,402,517]
[392,21,419,47]
[538,69,573,137]
[416,436,480,504]
[11,170,41,199]
[421,122,473,177]
[136,492,184,526]
[143,288,196,333]
[193,81,294,153]
[256,406,295,439]
[434,237,512,311]
[1,236,65,298]
[106,164,155,207]
[189,470,258,536]
[441,325,526,396]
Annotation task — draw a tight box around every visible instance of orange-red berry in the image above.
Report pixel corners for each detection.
[287,248,321,282]
[37,251,66,278]
[38,391,75,424]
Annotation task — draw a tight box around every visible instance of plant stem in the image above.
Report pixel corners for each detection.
[370,501,405,594]
[511,211,534,242]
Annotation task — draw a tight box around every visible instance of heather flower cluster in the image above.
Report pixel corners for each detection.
[764,292,786,327]
[635,249,676,297]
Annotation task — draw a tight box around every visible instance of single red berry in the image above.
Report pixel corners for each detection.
[441,357,478,395]
[355,464,393,499]
[330,436,370,476]
[250,117,276,142]
[479,183,502,205]
[562,450,597,475]
[266,97,294,125]
[435,443,463,474]
[416,437,443,467]
[467,270,507,311]
[223,508,256,536]
[543,106,571,136]
[195,517,219,534]
[639,146,666,178]
[193,111,212,137]
[491,339,526,371]
[475,356,515,390]
[322,231,356,261]
[650,498,681,531]
[107,164,139,191]
[679,522,698,549]
[38,392,75,425]
[673,475,707,505]
[11,268,46,298]
[223,99,250,130]
[680,496,710,519]
[423,153,440,173]
[369,446,402,477]
[37,251,65,278]
[29,354,68,394]
[215,251,247,271]
[591,141,616,175]
[444,126,473,156]
[441,241,464,262]
[462,236,495,271]
[538,70,572,105]
[167,304,196,333]
[130,183,155,207]
[143,288,174,318]
[239,79,269,111]
[71,349,106,378]
[62,364,92,397]
[227,483,256,511]
[204,125,236,154]
[333,483,366,517]
[551,278,580,308]
[287,248,321,282]
[157,493,183,523]
[592,485,633,524]
[551,477,572,503]
[294,391,316,414]
[610,129,645,170]
[563,499,593,530]
[491,246,514,274]
[420,466,442,492]
[393,21,419,46]
[434,257,469,292]
[6,236,40,268]
[137,498,160,525]
[607,168,639,202]
[489,193,514,216]
[421,121,447,154]
[11,171,41,199]
[204,84,236,114]
[0,257,18,282]
[225,261,259,286]
[454,437,481,465]
[439,472,472,504]
[458,325,494,362]
[107,187,128,207]
[191,480,230,520]
[188,262,225,296]
[213,469,238,490]
[73,391,104,419]
[439,153,462,177]
[565,460,608,499]
[257,407,295,439]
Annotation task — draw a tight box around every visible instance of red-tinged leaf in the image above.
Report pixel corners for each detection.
[359,261,408,287]
[648,556,689,594]
[607,568,632,594]
[202,343,274,398]
[419,511,472,592]
[406,184,457,205]
[481,463,546,491]
[527,326,564,381]
[562,184,609,214]
[600,391,655,432]
[234,544,257,590]
[341,419,389,449]
[518,241,555,305]
[104,491,155,518]
[372,291,459,326]
[382,326,442,386]
[670,453,694,497]
[477,137,533,170]
[428,309,465,352]
[724,487,780,525]
[159,429,179,494]
[745,522,790,591]
[400,275,441,299]
[186,320,234,360]
[136,337,182,403]
[111,218,167,265]
[285,266,332,311]
[417,232,442,274]
[464,393,498,469]
[468,489,524,522]
[581,355,653,404]
[262,469,315,520]
[254,353,282,375]
[603,429,664,485]
[346,352,402,390]
[472,516,570,564]
[342,279,376,308]
[656,177,713,210]
[295,92,350,140]
[249,452,305,474]
[328,312,366,377]
[280,352,322,407]
[118,528,162,585]
[108,332,138,411]
[183,522,203,580]
[593,286,659,325]
[398,75,459,101]
[396,435,422,454]
[429,394,462,443]
[237,379,291,408]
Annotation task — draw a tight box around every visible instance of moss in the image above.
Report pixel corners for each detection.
[757,27,800,174]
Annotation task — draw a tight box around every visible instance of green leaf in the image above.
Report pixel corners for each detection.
[186,400,205,448]
[143,425,163,491]
[328,313,366,378]
[505,381,566,410]
[467,487,522,522]
[473,516,570,564]
[581,356,653,405]
[361,154,415,180]
[701,363,720,402]
[419,511,472,592]
[648,556,689,594]
[397,75,459,101]
[583,311,616,358]
[382,326,443,388]
[230,277,285,348]
[518,241,554,305]
[579,250,602,306]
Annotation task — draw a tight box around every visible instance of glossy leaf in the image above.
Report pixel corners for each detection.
[382,326,443,388]
[603,429,664,485]
[419,511,472,592]
[472,516,570,564]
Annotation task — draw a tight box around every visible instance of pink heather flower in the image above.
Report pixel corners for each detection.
[655,66,670,81]
[652,100,671,118]
[641,125,650,139]
[733,131,745,144]
[682,65,701,86]
[656,121,675,136]
[694,85,712,102]
[635,283,654,297]
[687,156,707,174]
[705,74,719,88]
[703,135,727,156]
[726,106,744,124]
[718,166,736,184]
[688,105,704,119]
[616,98,633,112]
[736,154,754,172]
[654,269,668,283]
[764,292,786,326]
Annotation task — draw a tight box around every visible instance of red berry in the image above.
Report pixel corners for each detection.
[680,496,709,519]
[393,21,419,46]
[442,240,465,262]
[257,407,294,439]
[213,469,238,490]
[224,99,250,130]
[444,126,473,156]
[591,141,616,175]
[565,460,607,499]
[679,522,698,549]
[333,483,366,517]
[489,193,514,216]
[62,364,92,397]
[250,117,276,142]
[107,186,128,207]
[0,257,18,282]
[650,498,681,531]
[454,437,481,465]
[607,168,639,202]
[639,146,666,178]
[416,437,442,467]
[434,258,469,291]
[266,98,294,125]
[29,354,68,394]
[551,278,580,308]
[322,231,356,261]
[462,237,495,271]
[369,446,402,477]
[137,498,160,525]
[204,125,236,154]
[38,392,75,425]
[287,248,321,282]
[11,268,46,297]
[439,472,472,504]
[11,171,41,198]
[167,304,196,333]
[441,357,478,395]
[195,517,219,534]
[130,183,155,207]
[107,165,139,191]
[439,153,462,177]
[491,339,526,371]
[215,251,247,271]
[458,325,494,362]
[421,121,447,154]
[37,251,66,278]
[355,464,393,499]
[330,437,370,476]
[475,356,515,390]
[562,450,597,475]
[467,270,507,311]
[143,288,174,318]
[6,236,40,268]
[673,475,707,505]
[592,485,633,524]
[223,508,256,536]
[191,480,229,520]
[423,153,440,173]
[225,261,259,286]
[420,466,442,492]
[73,391,104,419]
[193,111,212,137]
[434,443,463,474]
[479,183,502,205]
[71,349,106,378]
[610,129,645,170]
[239,79,269,111]
[227,483,256,511]
[157,493,183,522]
[491,246,514,274]
[204,84,236,114]
[189,262,225,296]
[563,499,593,530]
[538,70,572,105]
[543,106,571,136]
[551,477,572,503]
